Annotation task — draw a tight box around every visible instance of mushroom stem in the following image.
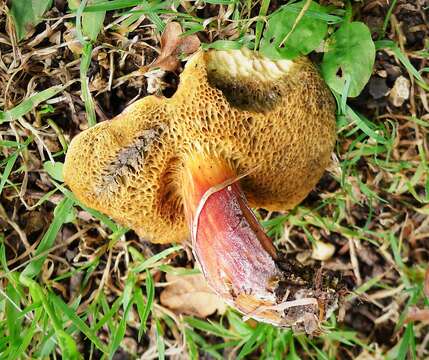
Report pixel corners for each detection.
[182,153,286,323]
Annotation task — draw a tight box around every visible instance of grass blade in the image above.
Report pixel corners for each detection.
[0,152,18,196]
[20,197,75,279]
[135,269,155,339]
[0,83,73,123]
[132,245,182,273]
[155,318,165,360]
[51,294,108,353]
[254,0,270,50]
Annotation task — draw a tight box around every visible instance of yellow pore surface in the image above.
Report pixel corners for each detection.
[63,48,336,244]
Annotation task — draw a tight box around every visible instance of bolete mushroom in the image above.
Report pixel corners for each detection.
[64,48,337,331]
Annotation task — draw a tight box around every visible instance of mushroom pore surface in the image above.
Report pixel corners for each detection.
[64,48,336,244]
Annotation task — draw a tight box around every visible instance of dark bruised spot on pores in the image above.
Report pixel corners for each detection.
[97,124,167,195]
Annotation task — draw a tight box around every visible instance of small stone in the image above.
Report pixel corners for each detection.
[311,240,336,261]
[384,64,402,80]
[376,69,387,78]
[369,77,390,99]
[389,76,410,107]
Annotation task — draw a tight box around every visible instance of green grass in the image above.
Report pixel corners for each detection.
[1,0,428,359]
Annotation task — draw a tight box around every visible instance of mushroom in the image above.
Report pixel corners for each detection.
[64,48,337,331]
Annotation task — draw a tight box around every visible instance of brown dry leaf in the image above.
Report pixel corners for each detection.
[63,24,82,55]
[404,307,429,324]
[160,270,226,317]
[148,22,200,72]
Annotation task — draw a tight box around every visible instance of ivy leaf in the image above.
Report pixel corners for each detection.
[43,161,64,182]
[321,22,375,97]
[260,0,328,60]
[11,0,53,41]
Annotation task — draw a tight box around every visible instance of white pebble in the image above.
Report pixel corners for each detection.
[311,240,336,261]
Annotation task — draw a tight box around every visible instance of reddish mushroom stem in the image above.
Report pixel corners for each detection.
[182,154,285,323]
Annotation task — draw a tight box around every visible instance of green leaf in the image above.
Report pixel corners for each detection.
[201,40,243,51]
[70,0,106,42]
[122,273,136,312]
[5,283,22,348]
[50,294,108,353]
[80,43,97,127]
[0,152,18,197]
[132,245,182,273]
[92,296,122,332]
[10,0,53,41]
[73,1,98,128]
[344,104,388,144]
[397,323,417,360]
[83,0,106,41]
[322,22,375,97]
[155,318,165,360]
[0,83,73,124]
[254,0,270,51]
[13,320,37,359]
[53,201,77,224]
[185,317,238,339]
[260,0,328,60]
[237,324,266,359]
[43,161,64,182]
[185,328,199,360]
[135,269,155,339]
[157,265,200,276]
[226,311,252,337]
[56,330,81,360]
[82,0,165,31]
[82,0,150,12]
[53,181,119,232]
[20,197,75,279]
[22,279,82,359]
[109,292,134,359]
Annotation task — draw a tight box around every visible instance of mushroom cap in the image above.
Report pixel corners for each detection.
[64,48,336,244]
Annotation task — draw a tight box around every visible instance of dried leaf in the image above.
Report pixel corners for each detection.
[148,22,200,72]
[63,25,82,55]
[404,307,429,324]
[160,22,183,58]
[160,270,226,318]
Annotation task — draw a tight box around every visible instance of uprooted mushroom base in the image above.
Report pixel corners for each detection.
[274,257,343,333]
[181,153,341,332]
